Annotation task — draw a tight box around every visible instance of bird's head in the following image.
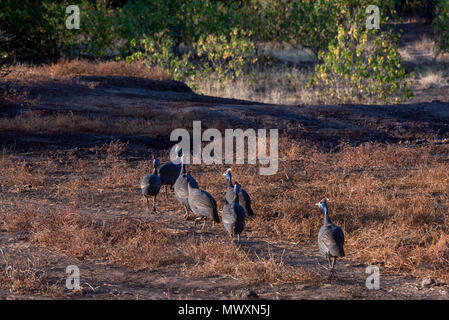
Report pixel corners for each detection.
[315,198,329,214]
[223,168,232,181]
[234,182,241,195]
[153,159,160,168]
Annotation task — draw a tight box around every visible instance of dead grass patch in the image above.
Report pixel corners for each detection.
[0,203,183,271]
[5,59,171,82]
[183,240,319,285]
[1,135,449,284]
[0,253,63,297]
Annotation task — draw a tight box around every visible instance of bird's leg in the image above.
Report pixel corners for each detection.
[194,217,202,226]
[327,255,332,268]
[145,197,150,211]
[237,234,240,245]
[201,217,207,230]
[328,257,336,280]
[165,186,168,198]
[152,195,157,213]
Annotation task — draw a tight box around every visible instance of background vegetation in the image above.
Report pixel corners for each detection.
[1,0,448,103]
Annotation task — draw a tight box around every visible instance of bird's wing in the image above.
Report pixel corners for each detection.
[225,187,235,203]
[202,190,217,209]
[241,189,251,205]
[332,225,345,245]
[149,174,161,188]
[319,226,336,247]
[234,203,246,221]
[222,205,237,224]
[174,177,189,199]
[191,191,214,210]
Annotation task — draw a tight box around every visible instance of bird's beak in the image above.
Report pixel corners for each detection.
[315,203,320,206]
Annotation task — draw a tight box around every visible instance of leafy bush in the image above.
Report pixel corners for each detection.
[195,29,258,83]
[1,0,413,104]
[0,0,61,62]
[126,32,195,82]
[43,1,121,59]
[308,23,412,104]
[126,28,258,88]
[433,0,449,53]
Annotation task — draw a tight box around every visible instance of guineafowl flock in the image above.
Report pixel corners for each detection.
[140,147,345,278]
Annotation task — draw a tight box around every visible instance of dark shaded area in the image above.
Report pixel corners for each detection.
[1,76,449,157]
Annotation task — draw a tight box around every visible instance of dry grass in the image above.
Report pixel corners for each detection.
[5,59,171,82]
[183,139,449,282]
[0,203,183,271]
[0,253,63,297]
[0,108,204,136]
[2,137,448,285]
[183,240,319,285]
[411,66,449,89]
[196,63,316,105]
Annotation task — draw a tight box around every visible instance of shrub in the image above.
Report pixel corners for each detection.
[194,29,258,83]
[125,32,196,82]
[308,5,412,104]
[126,28,258,87]
[433,0,449,53]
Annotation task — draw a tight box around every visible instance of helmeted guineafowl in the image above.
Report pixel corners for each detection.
[140,159,162,212]
[223,168,254,217]
[316,198,345,277]
[222,182,246,244]
[186,173,220,229]
[174,155,199,219]
[159,145,182,197]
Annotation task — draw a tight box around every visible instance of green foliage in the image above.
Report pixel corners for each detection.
[0,0,61,62]
[126,32,195,82]
[1,0,414,104]
[126,29,258,87]
[195,29,258,83]
[433,0,449,53]
[309,24,412,104]
[43,1,121,59]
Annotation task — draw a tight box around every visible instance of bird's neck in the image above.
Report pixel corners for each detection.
[227,174,232,187]
[322,205,331,224]
[188,180,198,190]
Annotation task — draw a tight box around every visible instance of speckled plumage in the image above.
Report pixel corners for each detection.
[140,159,162,212]
[173,158,198,218]
[159,146,183,195]
[223,169,254,217]
[187,175,219,225]
[316,198,345,276]
[222,184,246,243]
